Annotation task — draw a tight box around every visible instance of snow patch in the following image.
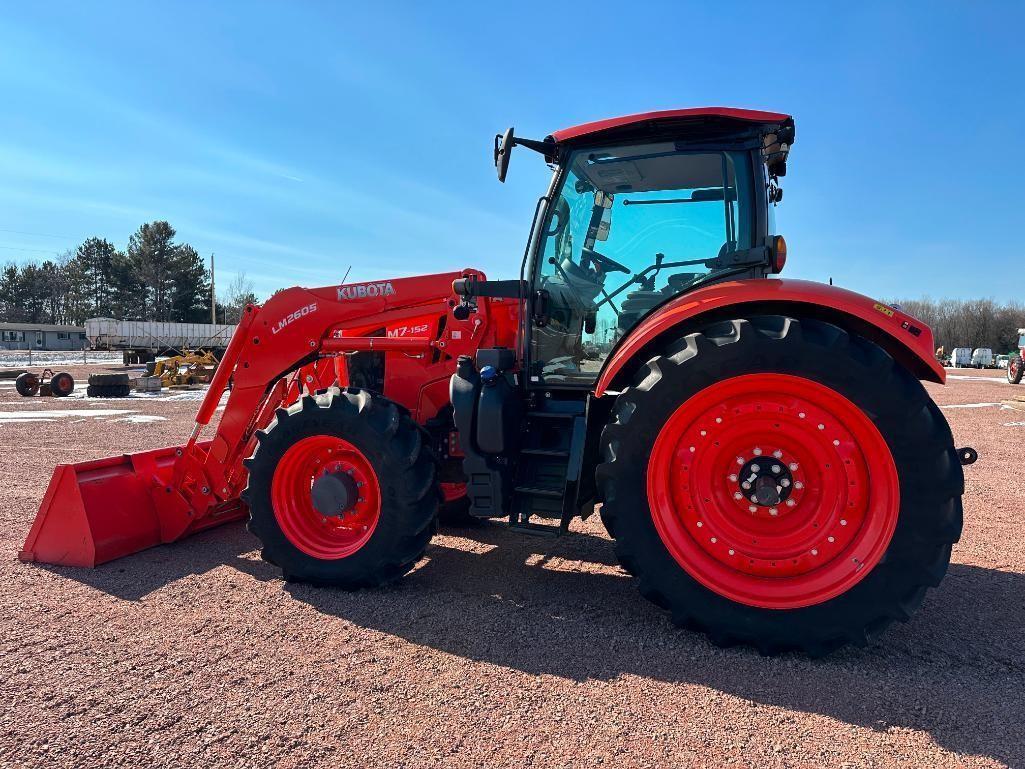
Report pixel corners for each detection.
[946,375,1009,383]
[940,402,1004,409]
[0,351,122,368]
[0,408,134,423]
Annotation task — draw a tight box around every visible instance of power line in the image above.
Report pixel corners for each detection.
[0,227,73,240]
[0,244,63,255]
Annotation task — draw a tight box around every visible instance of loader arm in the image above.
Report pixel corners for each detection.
[21,269,504,567]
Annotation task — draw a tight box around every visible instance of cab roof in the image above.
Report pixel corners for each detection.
[550,107,792,145]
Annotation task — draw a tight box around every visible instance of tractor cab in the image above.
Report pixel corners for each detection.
[451,109,796,527]
[466,109,793,388]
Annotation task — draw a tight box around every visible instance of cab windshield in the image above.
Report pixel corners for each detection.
[531,143,757,383]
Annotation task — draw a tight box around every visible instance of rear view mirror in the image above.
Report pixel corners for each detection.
[594,190,614,208]
[494,127,514,182]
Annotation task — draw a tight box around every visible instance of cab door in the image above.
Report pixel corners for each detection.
[529,146,757,387]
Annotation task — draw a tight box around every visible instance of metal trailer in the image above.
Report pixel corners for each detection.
[84,318,237,364]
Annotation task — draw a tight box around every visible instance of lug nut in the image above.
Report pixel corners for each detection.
[781,479,791,487]
[748,505,758,513]
[753,447,763,455]
[773,450,783,458]
[733,492,743,500]
[794,481,804,490]
[771,464,781,473]
[786,499,796,507]
[789,462,799,471]
[751,464,761,473]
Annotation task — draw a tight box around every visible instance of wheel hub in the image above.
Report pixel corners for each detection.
[736,454,794,509]
[311,467,360,518]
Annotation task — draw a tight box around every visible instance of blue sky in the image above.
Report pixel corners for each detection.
[0,2,1021,301]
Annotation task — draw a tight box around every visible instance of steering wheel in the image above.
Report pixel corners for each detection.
[581,246,630,274]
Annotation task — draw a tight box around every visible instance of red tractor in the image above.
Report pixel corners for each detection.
[21,108,971,655]
[1008,329,1024,384]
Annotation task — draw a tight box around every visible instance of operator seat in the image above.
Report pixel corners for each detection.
[615,242,736,331]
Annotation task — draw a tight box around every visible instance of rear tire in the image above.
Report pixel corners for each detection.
[88,372,130,386]
[86,384,131,398]
[49,372,75,397]
[243,388,440,587]
[1008,356,1023,384]
[597,315,963,655]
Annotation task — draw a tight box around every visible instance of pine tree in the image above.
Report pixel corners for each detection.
[168,243,212,322]
[0,264,23,322]
[75,237,121,317]
[127,221,178,320]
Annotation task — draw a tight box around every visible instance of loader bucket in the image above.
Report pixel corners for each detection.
[19,441,245,568]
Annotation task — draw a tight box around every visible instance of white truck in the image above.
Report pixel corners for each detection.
[85,318,237,364]
[950,347,973,368]
[971,348,993,368]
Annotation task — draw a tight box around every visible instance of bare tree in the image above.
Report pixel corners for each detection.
[890,296,1025,354]
[221,271,259,324]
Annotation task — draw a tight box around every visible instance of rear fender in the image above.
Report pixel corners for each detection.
[594,278,945,396]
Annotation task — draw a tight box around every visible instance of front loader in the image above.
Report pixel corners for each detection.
[21,108,972,654]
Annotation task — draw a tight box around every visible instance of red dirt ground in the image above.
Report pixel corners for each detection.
[1,364,1023,768]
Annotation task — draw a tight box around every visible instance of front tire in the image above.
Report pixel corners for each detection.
[1008,356,1023,384]
[597,315,963,655]
[15,373,39,397]
[243,388,439,587]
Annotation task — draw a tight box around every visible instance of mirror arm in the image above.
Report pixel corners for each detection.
[514,136,558,160]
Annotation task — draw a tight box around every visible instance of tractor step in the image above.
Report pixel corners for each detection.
[520,447,570,458]
[508,519,562,537]
[525,410,575,420]
[513,484,563,499]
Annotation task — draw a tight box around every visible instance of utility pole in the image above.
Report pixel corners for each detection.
[210,253,216,324]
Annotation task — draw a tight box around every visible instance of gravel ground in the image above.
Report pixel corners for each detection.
[1,364,1023,768]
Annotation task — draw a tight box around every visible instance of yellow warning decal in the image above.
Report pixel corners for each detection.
[873,303,895,318]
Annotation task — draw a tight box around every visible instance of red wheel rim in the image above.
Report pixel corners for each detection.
[646,374,899,609]
[270,435,381,559]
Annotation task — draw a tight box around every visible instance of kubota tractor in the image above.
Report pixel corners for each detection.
[21,108,973,655]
